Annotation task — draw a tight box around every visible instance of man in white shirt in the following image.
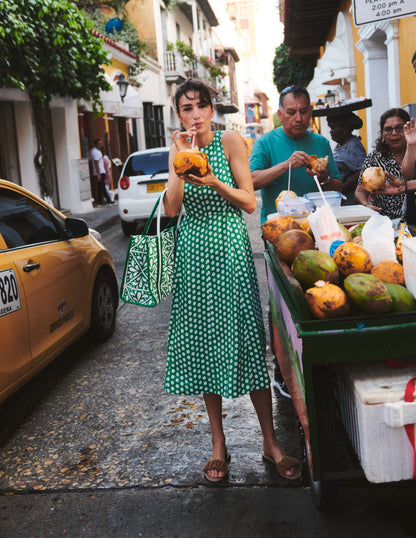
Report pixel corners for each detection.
[90,138,112,205]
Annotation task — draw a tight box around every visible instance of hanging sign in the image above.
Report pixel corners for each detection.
[352,0,416,26]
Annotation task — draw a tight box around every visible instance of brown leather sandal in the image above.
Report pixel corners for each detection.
[203,450,231,483]
[263,453,302,481]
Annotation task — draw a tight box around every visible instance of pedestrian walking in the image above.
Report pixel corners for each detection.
[90,138,112,205]
[163,79,301,483]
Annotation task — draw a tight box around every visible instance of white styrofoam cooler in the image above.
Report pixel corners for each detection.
[336,360,416,483]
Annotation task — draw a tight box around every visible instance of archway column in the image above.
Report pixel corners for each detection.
[356,37,387,146]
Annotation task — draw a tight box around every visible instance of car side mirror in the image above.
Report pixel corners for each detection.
[65,217,89,239]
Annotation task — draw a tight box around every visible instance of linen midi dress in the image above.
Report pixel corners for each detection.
[164,131,270,399]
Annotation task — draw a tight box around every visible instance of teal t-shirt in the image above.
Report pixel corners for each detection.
[249,128,340,223]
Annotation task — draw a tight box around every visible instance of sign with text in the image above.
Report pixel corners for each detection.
[353,0,416,26]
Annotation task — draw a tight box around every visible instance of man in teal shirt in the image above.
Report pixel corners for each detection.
[250,86,341,224]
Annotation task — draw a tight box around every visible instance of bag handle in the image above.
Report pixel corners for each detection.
[142,189,183,236]
[156,189,183,235]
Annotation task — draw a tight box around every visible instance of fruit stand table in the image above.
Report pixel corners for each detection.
[264,240,416,508]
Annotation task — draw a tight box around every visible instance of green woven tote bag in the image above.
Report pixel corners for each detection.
[120,190,183,307]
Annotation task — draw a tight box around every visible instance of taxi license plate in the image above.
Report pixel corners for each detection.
[147,182,165,193]
[0,268,21,318]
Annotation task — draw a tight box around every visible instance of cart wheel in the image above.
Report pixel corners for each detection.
[304,436,337,511]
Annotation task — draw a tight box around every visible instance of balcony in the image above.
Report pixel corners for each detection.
[164,49,218,92]
[164,50,186,84]
[214,87,239,114]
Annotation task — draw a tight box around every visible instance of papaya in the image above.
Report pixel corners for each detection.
[343,273,392,314]
[333,242,372,276]
[261,215,302,243]
[173,149,208,177]
[305,280,350,320]
[384,283,416,312]
[370,261,405,285]
[292,250,339,289]
[273,229,315,265]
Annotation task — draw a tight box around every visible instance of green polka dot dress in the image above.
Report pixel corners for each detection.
[164,131,270,399]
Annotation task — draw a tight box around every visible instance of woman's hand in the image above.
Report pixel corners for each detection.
[178,164,217,188]
[404,118,416,146]
[366,203,382,212]
[373,172,405,194]
[172,128,199,152]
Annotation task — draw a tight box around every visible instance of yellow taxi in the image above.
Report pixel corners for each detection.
[0,179,118,403]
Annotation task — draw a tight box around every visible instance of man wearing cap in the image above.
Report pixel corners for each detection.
[327,112,366,205]
[250,85,341,224]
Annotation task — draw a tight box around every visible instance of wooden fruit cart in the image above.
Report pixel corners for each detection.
[264,240,416,508]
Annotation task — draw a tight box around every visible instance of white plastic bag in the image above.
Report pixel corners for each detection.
[362,214,397,265]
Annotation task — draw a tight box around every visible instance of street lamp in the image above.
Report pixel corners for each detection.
[117,74,129,103]
[324,89,336,104]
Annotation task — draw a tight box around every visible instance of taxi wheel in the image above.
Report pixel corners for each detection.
[90,269,118,340]
[121,220,137,236]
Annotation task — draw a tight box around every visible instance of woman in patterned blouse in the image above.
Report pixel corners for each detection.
[355,108,410,219]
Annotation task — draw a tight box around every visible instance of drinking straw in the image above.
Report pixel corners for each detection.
[288,162,291,191]
[313,174,329,206]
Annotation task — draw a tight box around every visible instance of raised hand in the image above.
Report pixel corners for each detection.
[172,128,199,151]
[404,118,416,146]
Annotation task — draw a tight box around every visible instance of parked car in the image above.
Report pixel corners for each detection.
[0,179,118,404]
[118,147,170,236]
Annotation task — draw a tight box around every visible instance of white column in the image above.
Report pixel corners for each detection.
[356,37,387,147]
[384,20,401,107]
[50,98,91,212]
[191,0,199,57]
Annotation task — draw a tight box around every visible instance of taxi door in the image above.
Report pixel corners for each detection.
[11,239,90,366]
[0,248,31,395]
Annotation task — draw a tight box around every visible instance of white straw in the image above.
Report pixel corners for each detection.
[313,175,329,206]
[191,134,195,149]
[288,162,291,191]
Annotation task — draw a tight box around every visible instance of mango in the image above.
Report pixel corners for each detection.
[343,273,392,314]
[292,250,339,289]
[305,280,350,320]
[273,229,315,265]
[384,283,416,312]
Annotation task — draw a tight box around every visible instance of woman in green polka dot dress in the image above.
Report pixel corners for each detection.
[164,79,301,483]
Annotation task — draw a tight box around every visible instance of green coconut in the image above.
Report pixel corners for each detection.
[384,283,416,313]
[349,222,365,239]
[292,250,339,289]
[343,273,392,314]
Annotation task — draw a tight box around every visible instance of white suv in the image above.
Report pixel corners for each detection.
[118,147,170,235]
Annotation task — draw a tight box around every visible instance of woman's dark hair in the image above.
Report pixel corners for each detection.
[174,79,213,112]
[376,107,410,156]
[327,112,363,131]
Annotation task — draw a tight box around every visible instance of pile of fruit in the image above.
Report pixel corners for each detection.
[262,215,416,320]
